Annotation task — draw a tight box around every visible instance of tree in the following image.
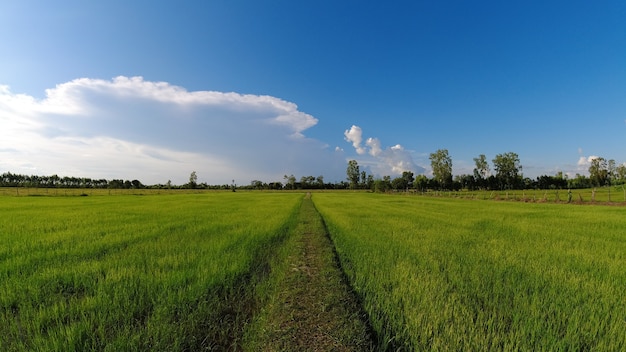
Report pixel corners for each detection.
[429,149,452,189]
[300,175,316,188]
[373,177,391,193]
[316,175,325,188]
[492,152,522,189]
[568,173,592,189]
[537,174,567,190]
[402,171,414,191]
[188,171,198,189]
[455,174,476,190]
[616,164,626,183]
[251,180,264,189]
[608,159,616,185]
[283,174,296,190]
[360,171,367,189]
[268,182,283,190]
[391,176,407,191]
[473,154,490,189]
[588,157,608,186]
[414,174,428,192]
[346,160,360,189]
[366,174,374,190]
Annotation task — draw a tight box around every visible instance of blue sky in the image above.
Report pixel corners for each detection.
[1,1,624,185]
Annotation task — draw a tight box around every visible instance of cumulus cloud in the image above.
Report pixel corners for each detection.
[365,137,382,157]
[576,148,600,169]
[343,125,424,176]
[577,156,598,168]
[0,76,345,184]
[344,125,366,155]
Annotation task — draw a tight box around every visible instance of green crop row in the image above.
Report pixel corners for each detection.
[313,193,626,351]
[0,193,302,351]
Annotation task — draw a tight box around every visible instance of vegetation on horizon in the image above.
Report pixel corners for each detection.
[2,149,625,192]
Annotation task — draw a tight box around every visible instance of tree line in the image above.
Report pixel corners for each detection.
[346,149,626,192]
[2,150,624,191]
[0,172,232,190]
[0,173,134,189]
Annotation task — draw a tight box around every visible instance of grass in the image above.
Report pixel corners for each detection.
[4,189,625,350]
[0,192,302,351]
[244,194,374,351]
[423,185,626,203]
[313,192,626,351]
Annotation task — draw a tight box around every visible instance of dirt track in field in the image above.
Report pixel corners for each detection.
[254,194,375,351]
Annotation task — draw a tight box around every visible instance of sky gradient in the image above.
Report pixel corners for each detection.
[1,1,625,185]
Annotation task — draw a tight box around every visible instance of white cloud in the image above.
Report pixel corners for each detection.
[365,137,382,157]
[344,125,425,176]
[574,148,602,175]
[0,76,345,184]
[344,125,366,155]
[577,155,599,168]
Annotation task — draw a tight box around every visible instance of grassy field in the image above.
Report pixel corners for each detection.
[0,187,229,197]
[3,189,625,351]
[420,186,626,203]
[313,193,626,351]
[0,192,302,351]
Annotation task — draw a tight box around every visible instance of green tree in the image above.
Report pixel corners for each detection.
[414,174,428,192]
[608,159,616,185]
[316,175,325,188]
[616,164,626,183]
[373,177,391,193]
[251,180,264,189]
[346,160,360,189]
[429,149,452,190]
[391,176,407,191]
[300,176,315,188]
[283,174,296,190]
[473,154,490,189]
[188,171,198,189]
[588,157,608,186]
[366,174,374,190]
[456,174,476,190]
[402,171,414,191]
[492,152,522,189]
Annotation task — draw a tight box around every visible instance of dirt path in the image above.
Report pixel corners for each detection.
[251,194,374,351]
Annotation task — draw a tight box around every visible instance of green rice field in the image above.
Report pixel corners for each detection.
[314,193,626,350]
[0,192,301,351]
[2,190,625,351]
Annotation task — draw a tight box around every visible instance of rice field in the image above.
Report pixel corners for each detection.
[0,192,302,351]
[313,192,626,351]
[3,190,625,351]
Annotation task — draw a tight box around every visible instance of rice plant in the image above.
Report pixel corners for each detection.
[313,193,626,351]
[0,192,302,351]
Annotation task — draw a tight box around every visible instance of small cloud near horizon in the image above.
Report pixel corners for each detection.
[343,125,425,177]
